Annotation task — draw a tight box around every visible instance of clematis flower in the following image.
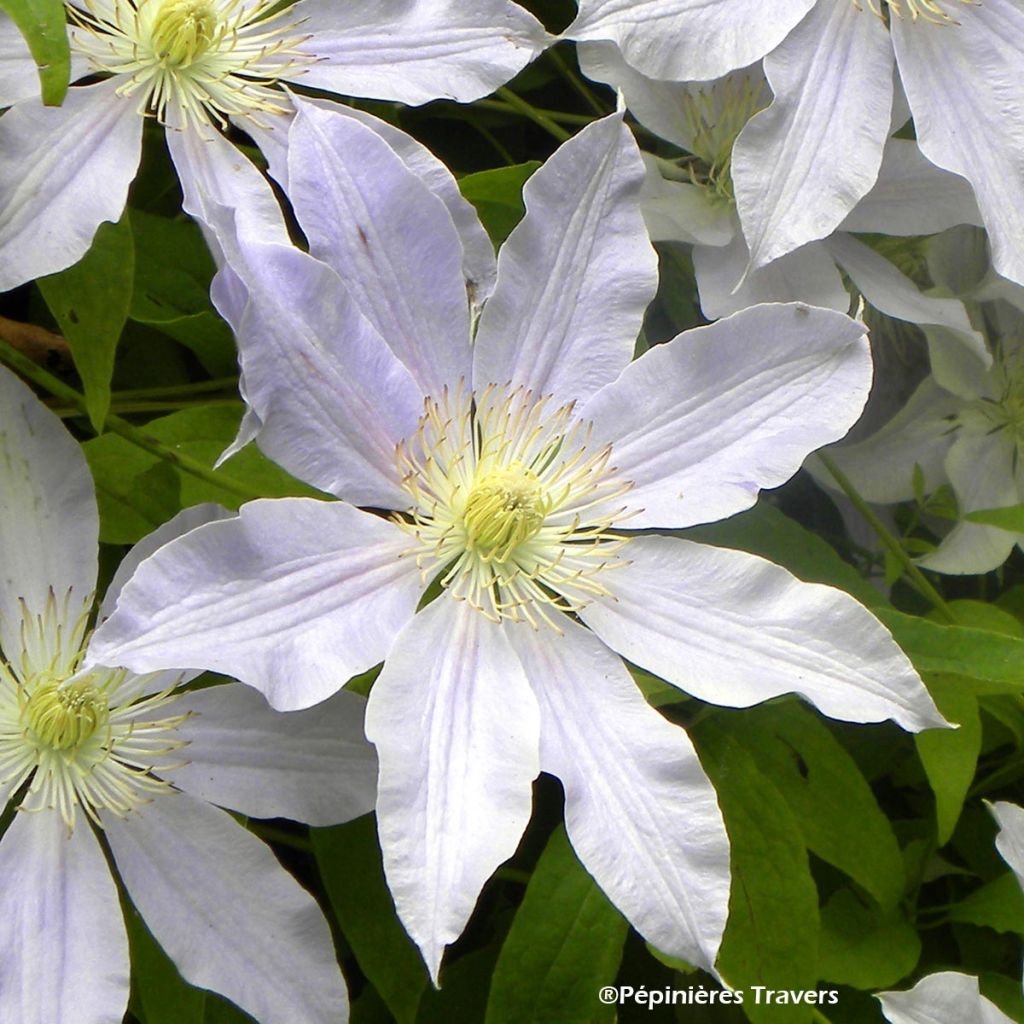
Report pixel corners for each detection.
[878,972,1015,1024]
[991,801,1024,891]
[0,0,546,290]
[91,108,945,981]
[566,0,1024,289]
[813,296,1024,575]
[0,364,378,1024]
[579,47,984,328]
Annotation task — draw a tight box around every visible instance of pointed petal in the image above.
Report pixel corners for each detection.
[0,811,129,1024]
[224,240,424,507]
[0,81,141,291]
[566,0,815,82]
[840,138,981,235]
[828,234,986,363]
[365,598,540,982]
[172,684,376,825]
[273,97,497,313]
[509,616,730,972]
[292,0,547,104]
[286,100,472,396]
[990,801,1024,889]
[105,792,348,1024]
[694,233,848,319]
[0,367,97,671]
[474,114,657,405]
[733,2,893,269]
[580,303,871,529]
[580,535,946,731]
[879,972,1013,1024]
[893,0,1024,285]
[808,377,960,504]
[918,432,1021,575]
[165,111,291,279]
[88,499,424,710]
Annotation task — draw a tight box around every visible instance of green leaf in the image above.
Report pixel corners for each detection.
[948,873,1024,935]
[817,889,920,989]
[682,502,886,610]
[313,815,428,1024]
[129,210,238,375]
[485,826,628,1024]
[965,504,1024,533]
[941,599,1024,637]
[82,403,322,543]
[694,721,819,1024]
[877,611,1024,693]
[459,162,540,244]
[722,703,905,910]
[0,0,69,104]
[915,674,982,844]
[38,212,135,430]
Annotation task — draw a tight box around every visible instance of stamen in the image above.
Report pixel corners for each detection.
[394,384,632,631]
[854,0,976,25]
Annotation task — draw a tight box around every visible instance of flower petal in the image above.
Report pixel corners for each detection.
[566,0,814,82]
[878,972,1013,1024]
[365,597,540,983]
[839,138,981,235]
[827,234,986,361]
[918,431,1021,575]
[508,616,730,972]
[172,684,376,826]
[893,0,1024,285]
[0,811,129,1024]
[694,232,848,319]
[808,377,960,504]
[221,240,424,507]
[88,499,425,710]
[0,80,141,291]
[990,801,1024,888]
[474,114,657,405]
[286,100,472,396]
[733,1,893,269]
[105,792,348,1024]
[580,303,870,529]
[0,367,97,673]
[291,0,547,105]
[580,535,946,731]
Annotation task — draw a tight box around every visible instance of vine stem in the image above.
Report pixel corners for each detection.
[817,452,957,624]
[495,88,573,142]
[0,335,262,502]
[475,98,594,127]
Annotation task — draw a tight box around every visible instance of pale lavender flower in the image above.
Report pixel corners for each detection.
[91,108,945,981]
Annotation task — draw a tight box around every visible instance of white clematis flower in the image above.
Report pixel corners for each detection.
[813,303,1024,575]
[90,109,945,982]
[579,45,984,327]
[990,801,1024,891]
[0,0,547,290]
[0,365,378,1024]
[878,972,1015,1024]
[566,0,1024,289]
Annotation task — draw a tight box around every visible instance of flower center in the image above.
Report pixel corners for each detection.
[23,681,108,751]
[71,0,313,127]
[958,344,1024,449]
[463,464,548,562]
[854,0,975,26]
[149,0,218,66]
[395,385,632,631]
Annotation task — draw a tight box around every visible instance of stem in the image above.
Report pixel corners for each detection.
[50,397,241,418]
[0,335,262,502]
[546,45,608,116]
[243,820,313,852]
[495,88,573,142]
[475,98,594,127]
[818,453,956,624]
[111,377,239,400]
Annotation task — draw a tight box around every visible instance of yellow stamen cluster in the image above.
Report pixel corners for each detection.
[394,384,632,632]
[855,0,976,25]
[0,591,189,830]
[71,0,314,127]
